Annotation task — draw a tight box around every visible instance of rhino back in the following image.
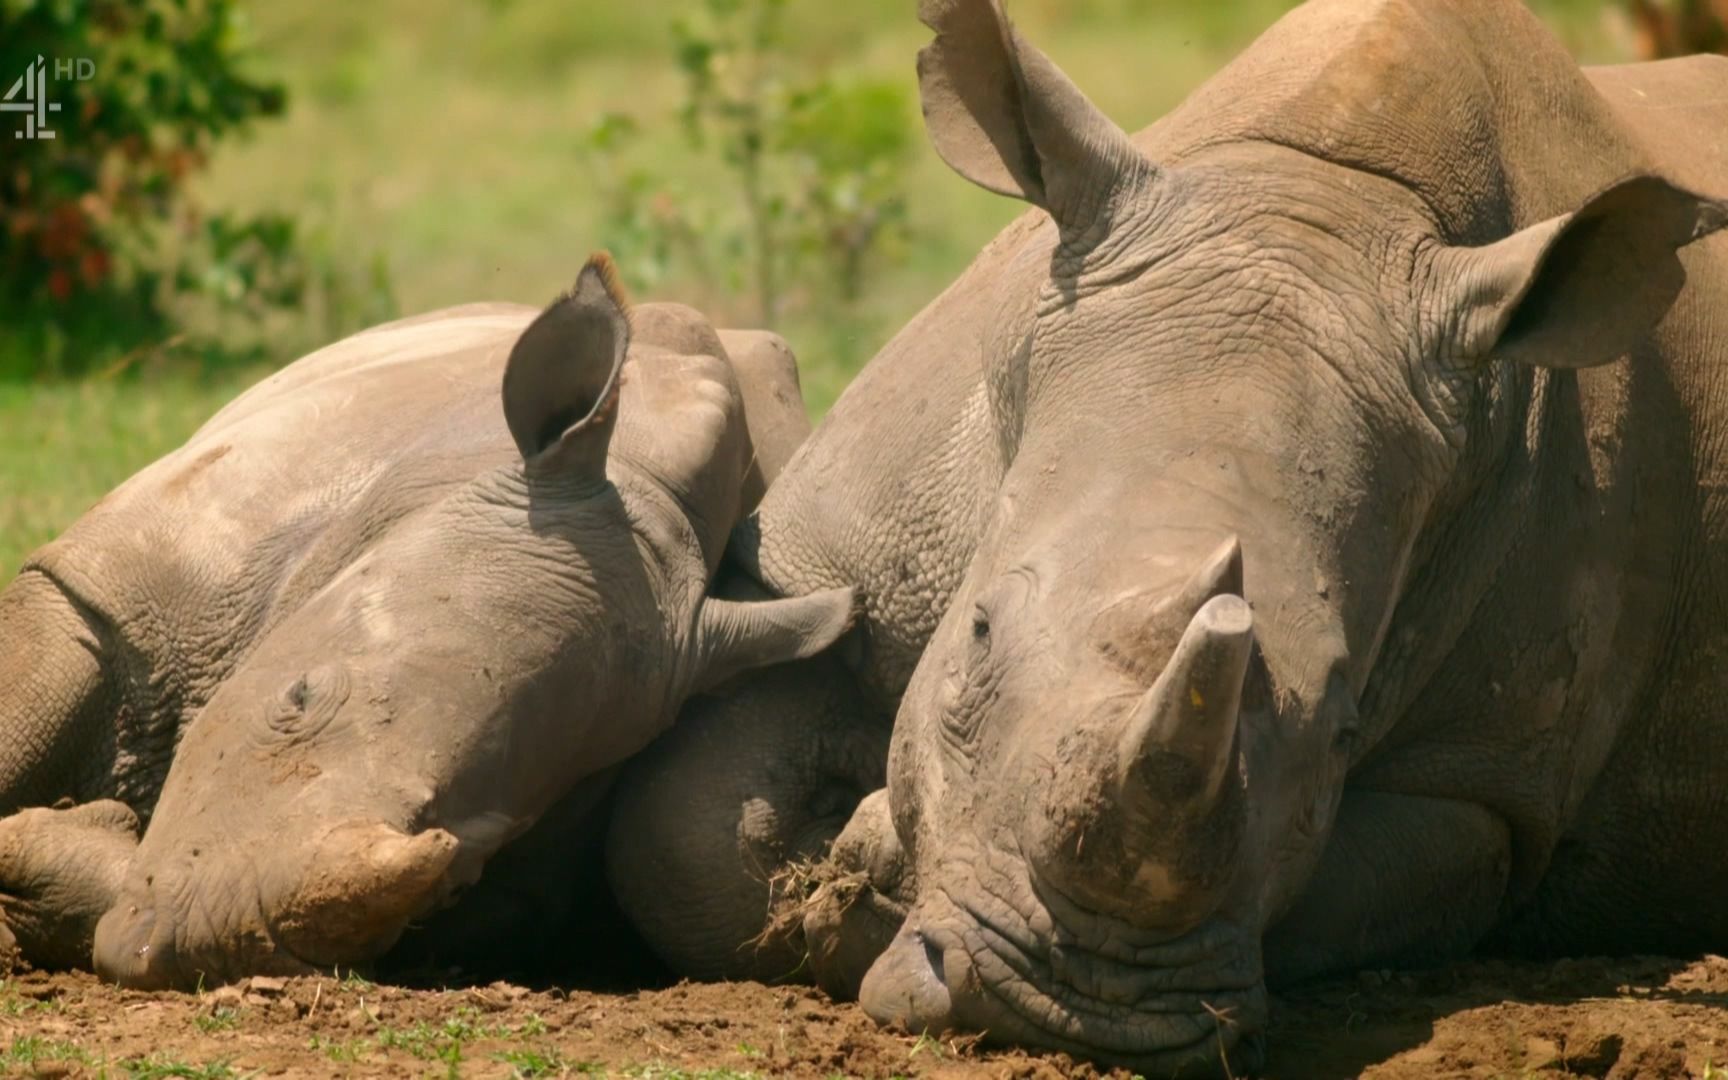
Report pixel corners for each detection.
[1589,57,1728,195]
[25,305,534,736]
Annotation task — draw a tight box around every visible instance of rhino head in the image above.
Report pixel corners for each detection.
[849,0,1728,1069]
[88,257,856,989]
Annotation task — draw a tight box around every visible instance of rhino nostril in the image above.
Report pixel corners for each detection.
[93,897,171,988]
[921,935,944,980]
[859,924,955,1034]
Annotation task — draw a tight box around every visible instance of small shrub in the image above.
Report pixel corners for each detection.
[581,0,915,329]
[1626,0,1728,56]
[0,0,386,377]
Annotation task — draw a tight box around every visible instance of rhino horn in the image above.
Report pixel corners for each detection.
[275,822,458,962]
[1168,535,1244,626]
[1117,592,1253,809]
[1100,535,1244,678]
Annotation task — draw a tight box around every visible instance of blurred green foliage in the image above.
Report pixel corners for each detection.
[0,0,393,379]
[580,0,913,329]
[1625,0,1728,56]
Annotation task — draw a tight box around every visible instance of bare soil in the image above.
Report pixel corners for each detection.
[1,955,1725,1079]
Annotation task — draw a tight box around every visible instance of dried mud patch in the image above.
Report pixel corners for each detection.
[0,955,1722,1078]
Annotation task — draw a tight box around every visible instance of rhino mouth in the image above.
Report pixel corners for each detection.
[862,867,1265,1071]
[93,859,322,990]
[93,830,449,990]
[967,905,1262,1061]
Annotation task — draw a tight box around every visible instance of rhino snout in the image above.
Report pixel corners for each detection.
[91,889,177,989]
[91,821,456,988]
[91,873,316,990]
[859,922,954,1036]
[92,867,319,990]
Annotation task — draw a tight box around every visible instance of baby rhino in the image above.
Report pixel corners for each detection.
[0,255,853,987]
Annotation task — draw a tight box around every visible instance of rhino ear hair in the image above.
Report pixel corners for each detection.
[690,587,861,693]
[502,252,631,479]
[916,0,1155,240]
[1436,175,1728,370]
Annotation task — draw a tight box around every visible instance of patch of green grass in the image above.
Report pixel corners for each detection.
[907,1032,946,1059]
[495,1047,600,1078]
[371,1006,519,1065]
[515,1013,549,1038]
[306,1034,369,1063]
[0,1035,92,1068]
[620,1068,765,1080]
[193,1007,241,1034]
[491,1061,761,1080]
[0,980,64,1017]
[0,369,265,585]
[436,1037,464,1080]
[116,1056,246,1080]
[373,1020,445,1060]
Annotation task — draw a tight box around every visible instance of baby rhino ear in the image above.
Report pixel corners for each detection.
[502,253,631,481]
[690,587,862,692]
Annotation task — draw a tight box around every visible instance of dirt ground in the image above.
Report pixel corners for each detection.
[1,954,1725,1079]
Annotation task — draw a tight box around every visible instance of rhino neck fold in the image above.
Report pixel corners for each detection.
[1358,345,1682,784]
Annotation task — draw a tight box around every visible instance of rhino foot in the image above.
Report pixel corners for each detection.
[0,800,140,971]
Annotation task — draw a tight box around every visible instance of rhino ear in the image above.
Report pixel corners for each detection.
[916,0,1155,240]
[502,253,631,479]
[1436,175,1728,370]
[690,587,861,692]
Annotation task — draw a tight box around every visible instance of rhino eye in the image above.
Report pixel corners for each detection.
[970,607,990,642]
[262,666,352,743]
[284,677,310,713]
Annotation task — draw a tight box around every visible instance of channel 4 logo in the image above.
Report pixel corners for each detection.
[2,55,96,141]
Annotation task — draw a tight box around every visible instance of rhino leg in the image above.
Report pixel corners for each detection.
[801,788,915,1000]
[1260,791,1511,986]
[0,800,139,971]
[0,571,115,814]
[607,655,889,982]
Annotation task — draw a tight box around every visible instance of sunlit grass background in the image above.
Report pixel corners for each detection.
[0,0,1631,579]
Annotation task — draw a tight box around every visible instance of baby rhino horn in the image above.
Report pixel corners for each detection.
[274,823,459,964]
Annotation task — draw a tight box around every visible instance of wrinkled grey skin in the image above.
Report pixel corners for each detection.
[0,262,852,988]
[618,0,1728,1072]
[608,209,1009,981]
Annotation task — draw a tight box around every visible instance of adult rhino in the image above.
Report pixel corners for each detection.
[0,256,854,987]
[615,0,1728,1071]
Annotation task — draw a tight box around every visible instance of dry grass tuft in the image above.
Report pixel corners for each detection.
[748,853,870,960]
